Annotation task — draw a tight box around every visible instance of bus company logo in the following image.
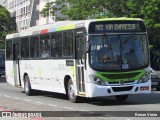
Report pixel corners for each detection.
[119,80,124,85]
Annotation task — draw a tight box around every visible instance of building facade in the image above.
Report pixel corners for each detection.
[4,0,55,31]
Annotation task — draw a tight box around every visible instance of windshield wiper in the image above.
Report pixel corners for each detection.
[121,32,135,51]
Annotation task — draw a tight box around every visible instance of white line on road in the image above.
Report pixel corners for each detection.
[13,97,20,100]
[48,104,57,107]
[62,107,73,110]
[4,95,11,98]
[35,102,44,105]
[23,99,31,102]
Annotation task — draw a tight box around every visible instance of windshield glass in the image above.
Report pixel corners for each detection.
[89,34,148,71]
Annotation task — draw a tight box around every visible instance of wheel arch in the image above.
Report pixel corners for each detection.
[23,73,28,82]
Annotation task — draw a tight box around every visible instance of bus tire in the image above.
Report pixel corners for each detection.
[156,87,160,91]
[115,95,128,101]
[24,75,33,96]
[67,79,78,103]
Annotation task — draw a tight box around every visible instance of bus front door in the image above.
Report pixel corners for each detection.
[76,37,86,94]
[13,44,21,87]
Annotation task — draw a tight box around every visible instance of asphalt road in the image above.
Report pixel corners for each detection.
[0,76,160,120]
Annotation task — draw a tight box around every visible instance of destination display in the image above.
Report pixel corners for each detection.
[89,21,146,33]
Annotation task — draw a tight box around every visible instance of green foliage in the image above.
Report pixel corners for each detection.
[0,5,13,49]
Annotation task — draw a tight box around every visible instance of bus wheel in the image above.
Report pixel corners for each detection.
[68,79,78,103]
[115,95,128,101]
[156,87,160,91]
[24,75,33,96]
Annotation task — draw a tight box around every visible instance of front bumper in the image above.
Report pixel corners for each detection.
[86,80,151,97]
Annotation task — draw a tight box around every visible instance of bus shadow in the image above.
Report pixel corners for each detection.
[0,77,7,83]
[21,90,160,106]
[86,92,160,106]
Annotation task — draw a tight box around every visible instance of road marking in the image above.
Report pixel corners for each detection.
[4,95,11,98]
[35,102,44,104]
[80,110,86,111]
[13,97,20,100]
[62,107,73,110]
[23,99,31,102]
[48,104,57,107]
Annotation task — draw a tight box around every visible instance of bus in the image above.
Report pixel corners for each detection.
[5,18,151,102]
[0,49,5,77]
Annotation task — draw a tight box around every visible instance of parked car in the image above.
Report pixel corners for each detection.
[151,69,160,91]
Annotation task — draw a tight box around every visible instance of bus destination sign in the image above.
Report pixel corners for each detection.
[89,21,146,33]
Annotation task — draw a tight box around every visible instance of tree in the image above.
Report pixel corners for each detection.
[40,0,109,20]
[0,5,12,49]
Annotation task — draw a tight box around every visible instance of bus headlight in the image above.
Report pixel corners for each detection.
[137,73,150,83]
[90,75,106,86]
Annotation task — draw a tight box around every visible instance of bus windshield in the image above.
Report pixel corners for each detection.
[89,34,148,71]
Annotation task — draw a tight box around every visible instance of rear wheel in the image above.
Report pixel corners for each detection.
[24,75,33,96]
[115,95,128,101]
[67,79,78,103]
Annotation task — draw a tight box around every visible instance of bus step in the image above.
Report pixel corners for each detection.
[78,92,86,96]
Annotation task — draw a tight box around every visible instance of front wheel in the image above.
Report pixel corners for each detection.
[115,95,128,101]
[24,75,33,96]
[156,87,160,91]
[67,79,78,103]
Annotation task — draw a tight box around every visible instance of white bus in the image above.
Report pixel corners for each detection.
[6,18,151,102]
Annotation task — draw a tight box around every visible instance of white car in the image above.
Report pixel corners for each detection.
[151,69,160,91]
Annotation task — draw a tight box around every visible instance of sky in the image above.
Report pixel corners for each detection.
[0,1,3,6]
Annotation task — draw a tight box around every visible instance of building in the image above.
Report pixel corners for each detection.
[4,0,55,31]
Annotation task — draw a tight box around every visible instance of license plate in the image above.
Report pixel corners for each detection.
[152,82,158,85]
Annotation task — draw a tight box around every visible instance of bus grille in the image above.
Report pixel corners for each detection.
[108,80,135,84]
[102,72,140,79]
[112,86,133,92]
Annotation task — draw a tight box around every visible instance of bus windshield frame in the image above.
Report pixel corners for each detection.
[89,33,149,71]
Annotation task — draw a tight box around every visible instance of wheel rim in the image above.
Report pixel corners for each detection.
[68,82,75,99]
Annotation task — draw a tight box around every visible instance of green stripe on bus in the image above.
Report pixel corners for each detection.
[70,66,75,77]
[56,24,75,31]
[38,66,42,76]
[95,70,146,82]
[11,67,14,77]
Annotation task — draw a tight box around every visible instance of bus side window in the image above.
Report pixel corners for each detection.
[30,36,39,59]
[21,37,29,58]
[51,32,62,58]
[40,34,50,58]
[6,40,13,60]
[63,31,73,57]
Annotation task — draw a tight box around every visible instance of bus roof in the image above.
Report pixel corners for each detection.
[6,18,142,39]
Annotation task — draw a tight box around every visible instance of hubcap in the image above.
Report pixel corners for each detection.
[69,83,75,99]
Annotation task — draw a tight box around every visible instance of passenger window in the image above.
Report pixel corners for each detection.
[6,40,13,60]
[40,34,50,58]
[51,32,62,58]
[21,37,29,58]
[30,36,39,59]
[63,31,73,57]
